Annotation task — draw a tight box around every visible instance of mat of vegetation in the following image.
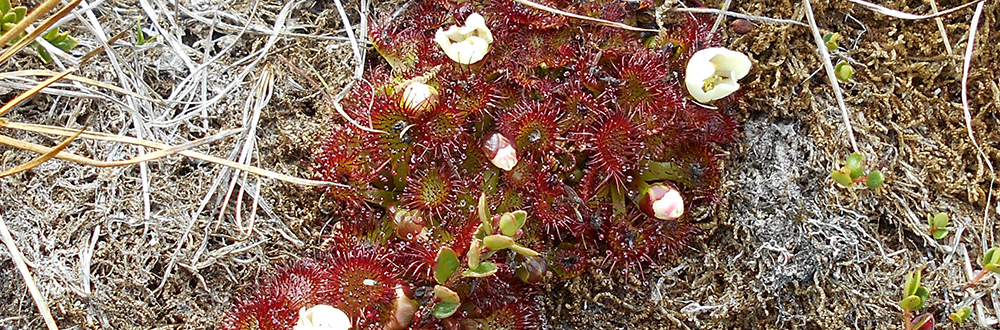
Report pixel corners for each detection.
[1,0,998,329]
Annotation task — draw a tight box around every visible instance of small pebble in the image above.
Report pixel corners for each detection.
[731,19,754,34]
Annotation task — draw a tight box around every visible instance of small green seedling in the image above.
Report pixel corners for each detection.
[927,212,949,240]
[135,20,157,46]
[949,306,972,325]
[823,32,842,51]
[835,61,854,82]
[0,0,78,63]
[964,247,1000,290]
[900,269,933,330]
[831,152,884,190]
[432,285,460,319]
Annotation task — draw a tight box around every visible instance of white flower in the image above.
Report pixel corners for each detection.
[293,305,352,330]
[400,81,438,112]
[685,47,752,103]
[639,183,684,221]
[482,133,518,171]
[434,13,493,65]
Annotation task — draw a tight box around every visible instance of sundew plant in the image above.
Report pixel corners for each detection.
[224,0,749,329]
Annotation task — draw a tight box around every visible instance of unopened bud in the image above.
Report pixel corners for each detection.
[293,305,351,330]
[639,183,685,220]
[482,133,518,171]
[400,81,438,113]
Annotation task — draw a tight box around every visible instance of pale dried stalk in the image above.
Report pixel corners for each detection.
[512,0,658,33]
[803,0,859,153]
[0,212,59,330]
[847,0,985,20]
[1,122,348,188]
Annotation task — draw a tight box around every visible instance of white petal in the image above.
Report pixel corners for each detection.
[685,47,752,103]
[294,305,352,330]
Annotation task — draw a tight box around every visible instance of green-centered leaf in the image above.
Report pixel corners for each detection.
[433,285,460,303]
[433,302,459,319]
[845,152,864,170]
[949,306,972,324]
[983,247,1000,267]
[483,234,514,250]
[899,295,924,312]
[932,229,949,240]
[903,269,921,297]
[866,170,884,189]
[461,261,498,278]
[831,169,854,187]
[931,213,949,228]
[434,247,459,285]
[478,192,492,235]
[509,243,539,257]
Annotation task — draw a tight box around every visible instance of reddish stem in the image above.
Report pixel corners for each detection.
[963,269,991,290]
[903,311,913,330]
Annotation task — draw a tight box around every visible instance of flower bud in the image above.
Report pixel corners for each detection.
[685,47,752,103]
[293,305,351,330]
[639,183,685,220]
[482,132,518,171]
[434,13,493,65]
[393,209,428,242]
[400,81,438,113]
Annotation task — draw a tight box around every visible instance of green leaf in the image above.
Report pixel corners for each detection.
[12,6,23,22]
[986,263,1000,274]
[984,247,1000,267]
[432,302,459,319]
[1,12,15,24]
[509,243,539,257]
[478,192,492,235]
[845,152,864,170]
[483,234,514,250]
[434,247,459,285]
[949,306,972,324]
[32,42,53,64]
[497,210,527,237]
[462,261,498,278]
[822,32,842,51]
[432,285,461,319]
[433,285,460,303]
[932,213,949,228]
[850,167,866,180]
[904,270,921,297]
[932,229,949,240]
[866,170,884,189]
[915,286,929,303]
[831,170,854,187]
[899,295,924,312]
[0,0,10,15]
[834,61,854,82]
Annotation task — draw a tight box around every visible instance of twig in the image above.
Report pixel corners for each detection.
[0,211,59,330]
[671,8,808,27]
[803,0,859,153]
[330,0,387,135]
[709,0,733,35]
[960,2,995,254]
[927,0,953,55]
[0,126,84,178]
[0,69,74,117]
[847,0,986,20]
[512,0,659,33]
